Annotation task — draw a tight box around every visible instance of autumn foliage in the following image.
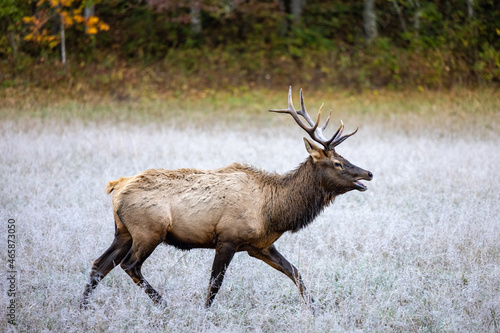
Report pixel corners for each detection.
[1,0,499,91]
[23,0,109,49]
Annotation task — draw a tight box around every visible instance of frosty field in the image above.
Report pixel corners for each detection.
[1,99,499,332]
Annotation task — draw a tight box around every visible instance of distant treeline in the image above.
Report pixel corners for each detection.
[1,0,499,90]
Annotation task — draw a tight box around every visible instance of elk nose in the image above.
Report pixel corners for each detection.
[367,171,373,180]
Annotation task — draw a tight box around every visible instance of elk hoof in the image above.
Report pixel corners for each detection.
[80,299,90,310]
[155,298,168,309]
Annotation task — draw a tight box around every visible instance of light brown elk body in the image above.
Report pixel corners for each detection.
[81,87,373,309]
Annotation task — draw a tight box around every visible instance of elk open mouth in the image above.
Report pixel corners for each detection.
[353,180,368,191]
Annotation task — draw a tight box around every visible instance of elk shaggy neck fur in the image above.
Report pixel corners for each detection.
[257,157,337,233]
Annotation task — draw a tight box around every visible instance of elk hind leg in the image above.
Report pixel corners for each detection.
[81,228,132,308]
[120,236,164,306]
[248,245,315,309]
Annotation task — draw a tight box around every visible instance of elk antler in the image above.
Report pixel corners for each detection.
[269,86,358,150]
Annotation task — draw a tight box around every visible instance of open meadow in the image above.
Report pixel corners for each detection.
[1,89,499,332]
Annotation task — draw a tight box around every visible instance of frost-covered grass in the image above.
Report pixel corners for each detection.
[1,107,499,332]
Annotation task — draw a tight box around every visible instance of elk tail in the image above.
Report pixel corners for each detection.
[106,177,130,194]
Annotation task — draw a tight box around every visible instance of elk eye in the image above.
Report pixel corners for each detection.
[334,162,342,168]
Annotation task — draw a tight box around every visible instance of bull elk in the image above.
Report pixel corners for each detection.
[81,86,373,310]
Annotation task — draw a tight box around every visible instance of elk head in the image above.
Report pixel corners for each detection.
[269,86,373,194]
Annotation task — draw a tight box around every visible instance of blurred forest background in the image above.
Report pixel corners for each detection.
[1,0,499,97]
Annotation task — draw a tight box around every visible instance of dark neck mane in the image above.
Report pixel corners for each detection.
[259,157,337,233]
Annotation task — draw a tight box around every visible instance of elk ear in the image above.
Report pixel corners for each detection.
[303,137,324,162]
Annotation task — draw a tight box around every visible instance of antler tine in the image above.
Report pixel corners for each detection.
[269,86,315,134]
[296,89,333,143]
[330,120,359,148]
[321,108,332,132]
[312,103,321,132]
[295,87,324,142]
[331,120,344,142]
[270,87,358,150]
[269,86,330,148]
[297,88,315,127]
[268,86,295,114]
[288,85,295,111]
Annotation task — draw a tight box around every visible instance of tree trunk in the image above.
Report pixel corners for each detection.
[413,10,420,31]
[190,1,202,35]
[363,0,377,42]
[278,0,288,36]
[411,0,421,33]
[60,12,66,65]
[391,0,407,33]
[291,0,305,25]
[467,0,474,20]
[84,2,95,34]
[8,31,19,59]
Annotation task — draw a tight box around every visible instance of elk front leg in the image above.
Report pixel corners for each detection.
[205,243,235,308]
[248,245,315,309]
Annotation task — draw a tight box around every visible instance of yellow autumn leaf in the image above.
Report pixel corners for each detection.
[496,28,500,36]
[74,15,85,24]
[61,0,72,7]
[99,22,110,31]
[87,16,99,25]
[49,0,59,8]
[23,16,34,23]
[62,15,73,26]
[49,40,59,48]
[87,26,98,35]
[24,33,34,41]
